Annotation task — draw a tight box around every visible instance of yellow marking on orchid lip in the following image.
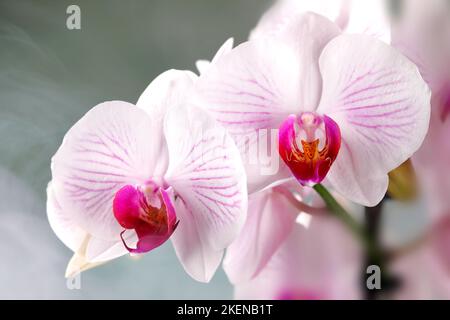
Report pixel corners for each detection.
[287,141,303,162]
[138,194,168,230]
[288,138,331,166]
[301,139,319,160]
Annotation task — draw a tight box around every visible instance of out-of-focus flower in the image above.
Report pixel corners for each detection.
[48,69,247,282]
[223,181,307,283]
[223,178,359,286]
[393,0,450,219]
[250,0,391,43]
[194,11,430,206]
[390,215,450,299]
[233,215,362,300]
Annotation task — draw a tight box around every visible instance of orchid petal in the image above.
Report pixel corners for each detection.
[169,199,224,283]
[164,103,247,282]
[47,182,85,253]
[317,35,430,206]
[51,101,164,240]
[392,0,450,89]
[194,19,337,192]
[65,250,106,278]
[194,38,301,129]
[250,0,348,40]
[195,60,210,75]
[64,233,125,277]
[196,38,234,75]
[223,187,299,284]
[391,241,450,299]
[137,69,197,122]
[344,0,391,43]
[235,217,362,300]
[210,38,234,62]
[47,182,132,264]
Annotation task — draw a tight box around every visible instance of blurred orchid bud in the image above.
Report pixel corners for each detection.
[387,159,418,201]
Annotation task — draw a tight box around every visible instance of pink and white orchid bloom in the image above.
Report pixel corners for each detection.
[193,12,430,206]
[393,0,450,219]
[47,69,247,282]
[234,216,362,300]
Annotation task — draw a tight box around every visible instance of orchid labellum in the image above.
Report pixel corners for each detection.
[47,70,247,282]
[194,11,431,207]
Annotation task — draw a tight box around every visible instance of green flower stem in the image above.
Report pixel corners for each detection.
[312,184,383,264]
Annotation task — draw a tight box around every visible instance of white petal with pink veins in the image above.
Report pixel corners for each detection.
[47,182,86,253]
[51,101,166,240]
[194,39,301,129]
[169,199,224,283]
[137,69,197,122]
[317,35,431,206]
[47,182,131,265]
[164,103,247,282]
[193,39,301,192]
[271,12,341,110]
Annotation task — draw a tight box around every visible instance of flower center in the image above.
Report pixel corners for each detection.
[278,112,341,185]
[113,182,178,254]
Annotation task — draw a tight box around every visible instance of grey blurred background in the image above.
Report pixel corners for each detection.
[0,0,271,299]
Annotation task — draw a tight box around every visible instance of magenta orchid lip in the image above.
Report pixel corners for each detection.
[278,112,341,185]
[113,183,178,254]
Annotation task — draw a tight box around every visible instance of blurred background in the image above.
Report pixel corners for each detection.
[0,0,272,299]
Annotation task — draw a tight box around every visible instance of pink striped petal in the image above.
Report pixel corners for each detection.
[223,186,299,284]
[136,70,197,158]
[194,14,339,192]
[193,39,300,194]
[47,182,130,263]
[47,182,86,253]
[164,103,247,282]
[169,199,224,283]
[317,35,431,206]
[51,101,167,240]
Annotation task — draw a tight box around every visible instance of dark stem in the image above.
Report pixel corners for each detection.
[364,202,384,300]
[313,184,390,299]
[364,199,401,300]
[312,184,381,260]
